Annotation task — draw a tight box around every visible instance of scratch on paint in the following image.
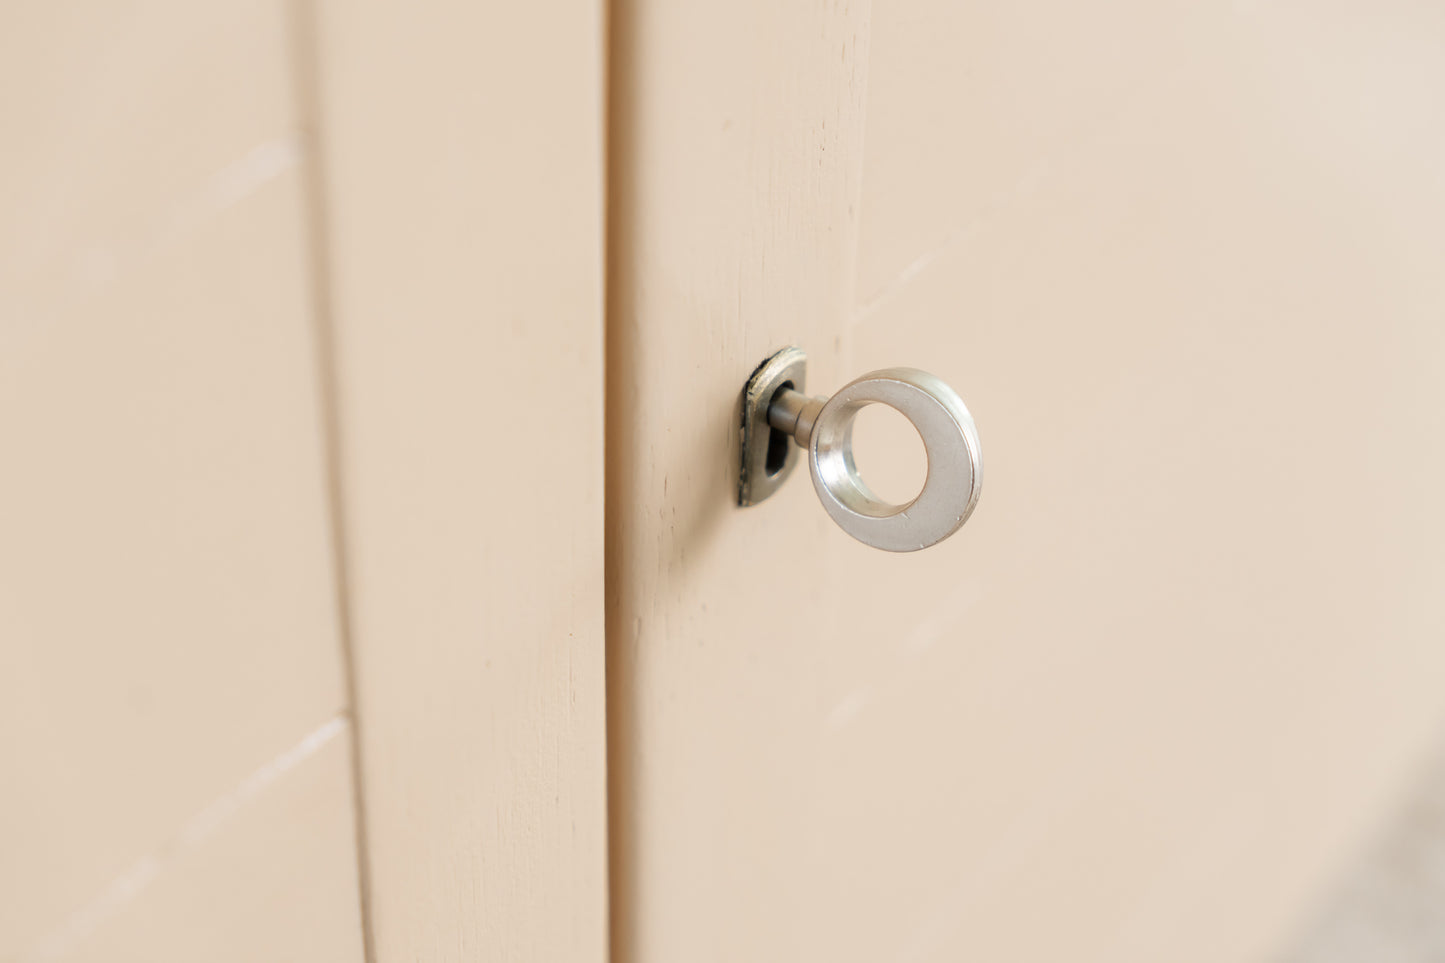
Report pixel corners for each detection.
[73,136,303,286]
[19,713,347,962]
[825,685,878,730]
[823,578,988,733]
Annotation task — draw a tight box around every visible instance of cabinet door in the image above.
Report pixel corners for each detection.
[305,1,610,960]
[606,2,1445,962]
[0,5,361,960]
[1,3,609,962]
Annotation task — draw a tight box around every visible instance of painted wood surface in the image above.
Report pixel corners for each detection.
[308,1,609,961]
[606,1,1445,961]
[606,2,872,960]
[0,3,363,959]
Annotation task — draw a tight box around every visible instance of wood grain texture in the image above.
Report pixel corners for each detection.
[0,2,363,959]
[607,0,1445,961]
[307,1,609,960]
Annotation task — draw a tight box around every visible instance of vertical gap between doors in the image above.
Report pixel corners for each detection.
[603,0,638,959]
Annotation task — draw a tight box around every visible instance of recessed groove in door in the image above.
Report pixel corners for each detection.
[302,2,610,960]
[283,1,377,959]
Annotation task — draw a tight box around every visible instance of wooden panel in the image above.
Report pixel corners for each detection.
[307,1,609,960]
[62,723,362,963]
[606,2,871,960]
[608,1,1445,961]
[844,3,1445,957]
[853,0,1217,304]
[0,3,363,960]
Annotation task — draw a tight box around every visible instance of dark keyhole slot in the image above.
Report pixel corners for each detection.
[764,381,794,477]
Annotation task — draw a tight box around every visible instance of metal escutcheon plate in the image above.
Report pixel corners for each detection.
[738,346,807,506]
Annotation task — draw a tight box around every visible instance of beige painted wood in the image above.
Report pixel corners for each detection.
[307,1,609,961]
[61,727,362,963]
[0,3,363,960]
[607,3,871,960]
[607,1,1445,961]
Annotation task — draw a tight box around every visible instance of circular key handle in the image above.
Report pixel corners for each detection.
[748,352,982,552]
[807,369,981,552]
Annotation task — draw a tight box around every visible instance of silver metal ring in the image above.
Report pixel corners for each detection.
[807,367,982,552]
